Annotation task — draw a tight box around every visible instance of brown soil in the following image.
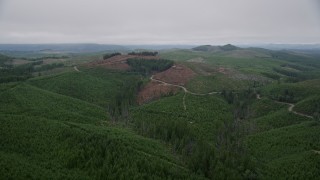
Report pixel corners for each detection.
[153,64,196,86]
[217,67,230,75]
[137,81,179,104]
[85,55,160,70]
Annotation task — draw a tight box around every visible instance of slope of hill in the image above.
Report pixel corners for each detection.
[1,46,320,179]
[0,80,201,179]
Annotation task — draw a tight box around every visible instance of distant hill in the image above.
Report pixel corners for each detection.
[191,44,320,59]
[0,44,129,53]
[0,44,198,54]
[192,44,239,52]
[220,44,238,51]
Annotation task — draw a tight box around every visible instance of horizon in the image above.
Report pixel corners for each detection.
[1,0,320,44]
[0,43,320,46]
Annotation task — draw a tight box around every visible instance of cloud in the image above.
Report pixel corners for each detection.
[0,0,319,44]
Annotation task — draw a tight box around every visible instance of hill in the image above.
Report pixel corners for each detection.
[0,79,201,179]
[0,44,128,53]
[192,44,239,52]
[1,46,320,179]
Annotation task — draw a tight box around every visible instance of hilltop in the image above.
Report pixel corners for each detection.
[192,44,239,52]
[1,45,320,179]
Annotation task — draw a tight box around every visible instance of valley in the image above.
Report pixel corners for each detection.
[1,45,320,179]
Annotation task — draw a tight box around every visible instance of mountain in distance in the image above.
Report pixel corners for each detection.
[0,44,129,53]
[192,44,239,52]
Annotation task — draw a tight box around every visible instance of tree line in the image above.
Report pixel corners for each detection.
[127,58,173,76]
[128,51,158,56]
[0,55,64,83]
[107,80,143,122]
[103,53,121,60]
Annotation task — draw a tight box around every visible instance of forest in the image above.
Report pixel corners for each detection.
[1,45,320,179]
[127,58,173,75]
[103,53,121,60]
[128,51,158,56]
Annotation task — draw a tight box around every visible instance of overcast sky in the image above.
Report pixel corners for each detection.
[0,0,320,44]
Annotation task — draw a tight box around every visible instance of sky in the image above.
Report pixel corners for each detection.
[0,0,320,45]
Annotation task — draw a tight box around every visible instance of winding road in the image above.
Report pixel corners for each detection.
[150,76,220,95]
[150,75,220,110]
[256,93,313,119]
[75,66,313,119]
[74,66,80,72]
[273,100,313,119]
[152,74,314,119]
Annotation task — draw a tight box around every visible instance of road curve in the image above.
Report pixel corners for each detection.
[74,66,80,72]
[150,75,220,96]
[256,94,313,119]
[275,101,313,119]
[150,75,220,111]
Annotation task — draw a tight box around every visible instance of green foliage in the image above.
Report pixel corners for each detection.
[128,51,158,56]
[0,63,33,83]
[273,67,304,80]
[192,45,215,52]
[0,83,106,124]
[249,98,286,118]
[108,80,143,122]
[0,115,196,179]
[103,52,121,60]
[34,63,64,71]
[0,53,13,67]
[28,68,142,107]
[0,54,65,83]
[187,74,248,93]
[245,94,320,179]
[254,109,310,132]
[294,95,320,117]
[270,51,320,68]
[131,93,257,178]
[262,79,320,102]
[220,44,238,51]
[192,44,238,52]
[1,48,320,179]
[19,55,69,61]
[264,151,320,179]
[245,121,320,164]
[127,58,173,75]
[0,82,200,179]
[260,72,280,80]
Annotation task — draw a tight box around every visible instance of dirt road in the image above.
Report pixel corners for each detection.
[150,75,220,110]
[74,66,80,72]
[275,101,313,119]
[256,94,313,119]
[150,76,219,95]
